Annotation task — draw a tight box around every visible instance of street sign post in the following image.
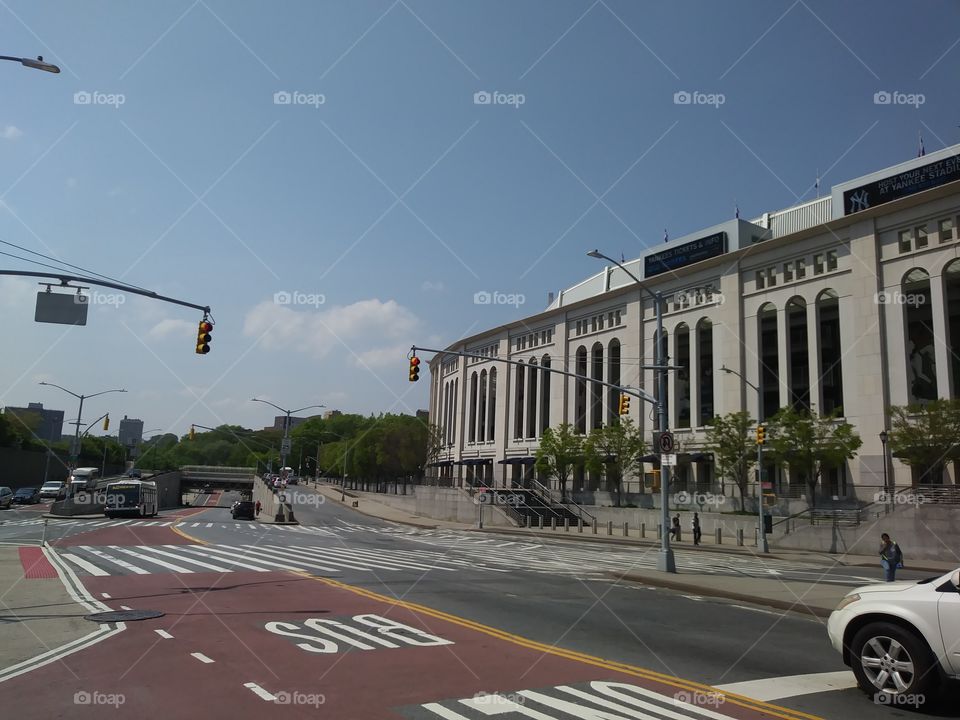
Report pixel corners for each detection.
[280,438,292,455]
[656,431,675,454]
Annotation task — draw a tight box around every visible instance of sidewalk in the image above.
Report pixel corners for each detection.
[0,546,96,678]
[315,484,959,618]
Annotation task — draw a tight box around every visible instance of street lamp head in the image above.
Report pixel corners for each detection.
[879,430,889,444]
[586,249,604,259]
[21,56,60,73]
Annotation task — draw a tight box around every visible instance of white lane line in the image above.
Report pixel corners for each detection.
[79,546,150,575]
[714,671,858,701]
[61,554,109,577]
[101,592,111,599]
[155,630,173,639]
[190,523,200,528]
[119,605,132,610]
[176,546,271,572]
[109,546,194,574]
[244,682,276,701]
[205,523,213,528]
[191,652,215,664]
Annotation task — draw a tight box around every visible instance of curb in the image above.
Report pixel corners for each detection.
[610,571,834,619]
[315,491,443,530]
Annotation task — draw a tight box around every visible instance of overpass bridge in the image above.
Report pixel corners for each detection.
[180,466,257,492]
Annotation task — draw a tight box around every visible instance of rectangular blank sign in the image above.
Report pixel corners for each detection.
[35,291,88,326]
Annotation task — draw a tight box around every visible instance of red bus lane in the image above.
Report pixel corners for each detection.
[0,567,821,720]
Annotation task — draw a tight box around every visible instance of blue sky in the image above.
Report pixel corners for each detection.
[0,0,957,436]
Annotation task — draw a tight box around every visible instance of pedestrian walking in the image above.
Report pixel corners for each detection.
[255,500,261,517]
[692,512,702,546]
[879,533,903,582]
[670,514,681,542]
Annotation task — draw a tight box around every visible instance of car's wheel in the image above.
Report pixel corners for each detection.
[850,622,937,702]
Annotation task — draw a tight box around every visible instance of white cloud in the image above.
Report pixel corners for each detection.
[1,125,22,140]
[243,298,420,361]
[353,342,415,369]
[147,318,195,340]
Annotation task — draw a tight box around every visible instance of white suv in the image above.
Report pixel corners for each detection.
[828,567,960,705]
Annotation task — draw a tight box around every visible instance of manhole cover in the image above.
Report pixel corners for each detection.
[85,609,165,622]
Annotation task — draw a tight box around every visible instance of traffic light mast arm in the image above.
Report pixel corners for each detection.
[410,345,659,406]
[0,269,212,314]
[81,413,109,437]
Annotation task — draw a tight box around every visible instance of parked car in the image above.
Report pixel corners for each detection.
[828,566,960,706]
[39,481,66,500]
[13,487,40,504]
[0,487,13,509]
[231,500,256,520]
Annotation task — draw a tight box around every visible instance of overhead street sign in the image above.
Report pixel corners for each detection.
[280,438,292,454]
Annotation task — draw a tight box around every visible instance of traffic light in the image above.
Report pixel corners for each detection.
[103,415,109,431]
[618,393,630,415]
[756,425,766,445]
[189,425,196,441]
[195,319,213,355]
[408,355,420,382]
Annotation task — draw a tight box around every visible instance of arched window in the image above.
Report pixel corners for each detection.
[442,382,449,446]
[903,269,937,402]
[468,372,478,442]
[944,261,960,398]
[590,342,604,430]
[452,378,458,446]
[654,329,669,425]
[514,364,525,439]
[487,368,497,440]
[575,346,587,433]
[817,290,843,414]
[697,319,714,425]
[539,356,551,435]
[675,325,690,428]
[526,360,538,438]
[787,297,810,411]
[758,303,779,421]
[478,370,487,443]
[607,340,621,425]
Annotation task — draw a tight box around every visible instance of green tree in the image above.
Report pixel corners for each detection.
[768,406,862,507]
[535,423,585,502]
[584,418,644,506]
[703,411,756,510]
[888,399,960,484]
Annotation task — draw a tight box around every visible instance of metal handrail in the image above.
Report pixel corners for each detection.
[530,478,595,523]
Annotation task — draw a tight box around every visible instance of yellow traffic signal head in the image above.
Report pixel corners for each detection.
[618,393,630,415]
[408,355,420,382]
[196,320,213,355]
[103,415,110,431]
[756,425,766,445]
[189,425,196,441]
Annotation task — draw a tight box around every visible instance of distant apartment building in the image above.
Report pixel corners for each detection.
[118,416,145,447]
[323,410,343,420]
[3,402,64,442]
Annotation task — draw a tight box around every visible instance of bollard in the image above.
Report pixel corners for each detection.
[640,522,646,538]
[539,515,544,530]
[657,524,662,539]
[607,520,613,536]
[736,528,744,546]
[578,519,583,533]
[564,517,570,532]
[623,522,628,537]
[592,519,597,534]
[551,517,557,530]
[715,527,722,544]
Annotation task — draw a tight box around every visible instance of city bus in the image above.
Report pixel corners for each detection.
[104,479,158,518]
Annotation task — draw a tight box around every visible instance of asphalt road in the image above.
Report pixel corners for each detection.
[0,492,956,719]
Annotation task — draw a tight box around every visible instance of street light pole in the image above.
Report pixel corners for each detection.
[721,366,769,553]
[879,430,890,513]
[250,399,324,473]
[38,382,126,476]
[588,250,675,572]
[0,55,60,73]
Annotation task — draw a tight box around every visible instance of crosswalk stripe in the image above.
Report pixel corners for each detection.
[233,545,344,572]
[109,546,195,573]
[135,545,233,572]
[199,545,322,572]
[175,546,270,572]
[79,546,150,574]
[61,553,109,576]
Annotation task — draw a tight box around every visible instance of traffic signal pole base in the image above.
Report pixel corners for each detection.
[656,549,676,573]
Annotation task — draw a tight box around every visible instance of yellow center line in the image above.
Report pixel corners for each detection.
[303,574,825,720]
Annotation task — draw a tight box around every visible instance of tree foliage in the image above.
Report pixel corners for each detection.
[888,399,960,483]
[535,423,584,501]
[767,406,862,506]
[584,418,644,505]
[703,410,756,509]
